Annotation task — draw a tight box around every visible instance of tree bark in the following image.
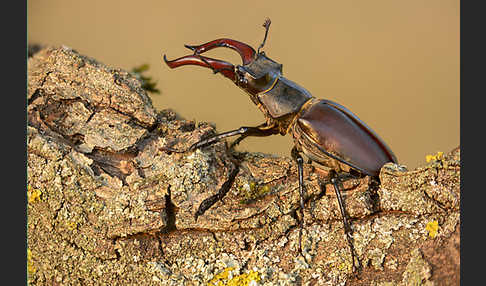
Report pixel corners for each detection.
[27,46,460,285]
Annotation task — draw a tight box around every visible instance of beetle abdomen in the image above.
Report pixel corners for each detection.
[292,99,397,177]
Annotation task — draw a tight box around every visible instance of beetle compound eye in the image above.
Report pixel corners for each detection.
[236,70,248,87]
[238,79,249,89]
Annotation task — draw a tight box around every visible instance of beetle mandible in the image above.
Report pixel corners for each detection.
[162,18,397,272]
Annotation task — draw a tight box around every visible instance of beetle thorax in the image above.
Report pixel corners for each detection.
[235,53,314,134]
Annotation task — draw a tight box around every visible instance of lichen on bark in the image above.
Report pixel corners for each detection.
[27,46,460,285]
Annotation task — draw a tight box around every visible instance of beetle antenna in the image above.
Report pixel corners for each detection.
[257,18,271,54]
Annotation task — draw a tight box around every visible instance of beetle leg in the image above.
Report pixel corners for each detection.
[163,54,236,81]
[160,124,279,154]
[183,38,256,65]
[291,147,307,259]
[329,171,362,272]
[229,123,279,149]
[194,165,239,221]
[291,147,306,225]
[189,125,279,151]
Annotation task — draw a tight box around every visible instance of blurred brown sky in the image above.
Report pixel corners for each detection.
[28,0,459,170]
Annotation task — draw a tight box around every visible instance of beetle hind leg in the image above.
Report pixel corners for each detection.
[329,171,362,272]
[291,147,308,261]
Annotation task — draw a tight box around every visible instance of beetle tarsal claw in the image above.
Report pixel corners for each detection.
[159,146,187,154]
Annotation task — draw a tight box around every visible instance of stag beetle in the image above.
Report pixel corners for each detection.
[162,19,397,272]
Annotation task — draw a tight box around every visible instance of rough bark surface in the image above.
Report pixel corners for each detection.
[27,46,460,285]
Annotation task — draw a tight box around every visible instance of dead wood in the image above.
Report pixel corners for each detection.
[27,46,460,285]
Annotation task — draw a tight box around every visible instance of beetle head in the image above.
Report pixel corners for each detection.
[234,52,282,96]
[163,18,281,98]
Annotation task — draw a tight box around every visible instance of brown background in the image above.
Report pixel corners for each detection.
[28,0,459,170]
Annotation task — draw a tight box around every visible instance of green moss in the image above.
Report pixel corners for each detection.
[130,64,160,94]
[238,180,272,204]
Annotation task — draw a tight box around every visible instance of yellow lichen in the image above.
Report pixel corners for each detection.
[66,220,79,231]
[425,220,439,238]
[257,185,270,196]
[27,248,36,274]
[425,151,444,163]
[227,270,261,286]
[337,262,348,271]
[208,267,261,286]
[208,267,235,286]
[27,185,42,203]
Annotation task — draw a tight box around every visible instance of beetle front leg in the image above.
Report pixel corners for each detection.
[229,123,279,149]
[192,125,279,151]
[162,124,279,154]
